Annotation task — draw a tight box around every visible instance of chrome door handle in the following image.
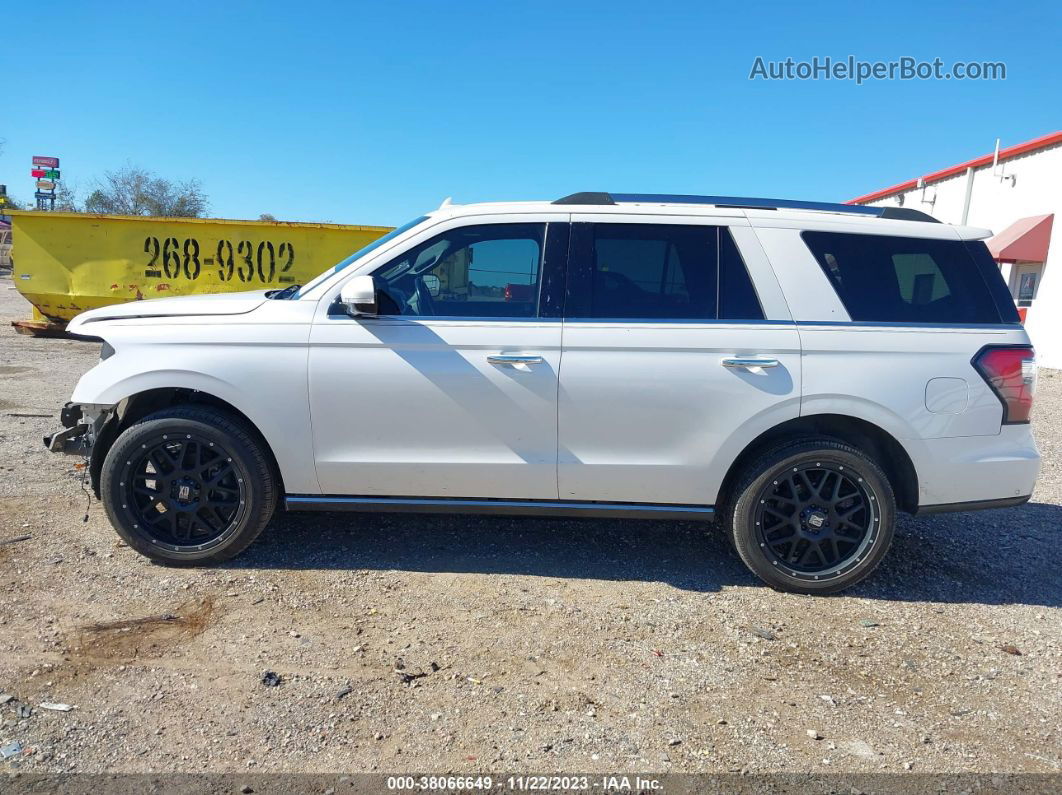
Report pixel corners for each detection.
[722,357,780,369]
[487,354,545,366]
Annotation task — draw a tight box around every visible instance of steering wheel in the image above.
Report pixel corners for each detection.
[413,276,436,316]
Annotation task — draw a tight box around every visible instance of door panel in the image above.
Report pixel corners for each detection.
[557,217,800,505]
[309,317,561,498]
[558,322,800,504]
[308,219,569,499]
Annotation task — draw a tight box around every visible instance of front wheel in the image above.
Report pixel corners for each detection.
[723,439,896,594]
[100,406,277,565]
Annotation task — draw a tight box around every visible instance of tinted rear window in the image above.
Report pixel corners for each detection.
[573,223,764,320]
[802,231,1009,324]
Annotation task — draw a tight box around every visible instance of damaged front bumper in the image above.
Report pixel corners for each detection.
[44,424,90,454]
[44,402,114,456]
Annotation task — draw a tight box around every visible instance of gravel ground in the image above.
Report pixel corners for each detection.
[0,275,1059,776]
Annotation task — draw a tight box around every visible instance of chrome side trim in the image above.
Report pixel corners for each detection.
[795,320,1022,330]
[320,317,1021,330]
[562,317,793,325]
[285,496,715,520]
[352,316,562,325]
[561,319,1020,329]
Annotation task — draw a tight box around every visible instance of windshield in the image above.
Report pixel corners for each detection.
[295,215,431,297]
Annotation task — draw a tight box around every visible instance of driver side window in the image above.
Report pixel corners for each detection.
[373,223,545,318]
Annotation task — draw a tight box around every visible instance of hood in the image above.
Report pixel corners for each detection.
[68,290,270,330]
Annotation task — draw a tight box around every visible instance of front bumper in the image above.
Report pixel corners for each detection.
[44,424,91,455]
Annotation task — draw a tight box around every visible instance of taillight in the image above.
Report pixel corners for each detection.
[973,345,1037,424]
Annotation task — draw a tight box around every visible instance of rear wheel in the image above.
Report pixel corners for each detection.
[100,406,276,565]
[723,439,896,594]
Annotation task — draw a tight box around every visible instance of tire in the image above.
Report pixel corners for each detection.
[722,438,896,595]
[100,406,277,565]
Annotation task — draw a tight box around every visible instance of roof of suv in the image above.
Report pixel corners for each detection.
[432,193,993,241]
[552,191,938,221]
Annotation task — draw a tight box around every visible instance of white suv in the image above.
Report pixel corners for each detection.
[46,192,1040,593]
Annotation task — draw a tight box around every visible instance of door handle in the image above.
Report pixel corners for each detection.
[487,354,545,366]
[722,357,780,369]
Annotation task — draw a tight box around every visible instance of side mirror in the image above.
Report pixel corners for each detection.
[338,275,378,316]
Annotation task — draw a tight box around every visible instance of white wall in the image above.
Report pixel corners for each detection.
[864,142,1061,368]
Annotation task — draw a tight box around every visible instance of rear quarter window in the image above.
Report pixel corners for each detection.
[801,231,1014,324]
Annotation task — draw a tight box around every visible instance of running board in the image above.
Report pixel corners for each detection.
[285,496,715,521]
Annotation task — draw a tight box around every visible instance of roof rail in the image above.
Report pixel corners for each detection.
[876,207,941,223]
[552,192,615,205]
[552,192,939,222]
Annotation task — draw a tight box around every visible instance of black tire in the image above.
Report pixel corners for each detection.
[100,406,277,565]
[722,438,895,594]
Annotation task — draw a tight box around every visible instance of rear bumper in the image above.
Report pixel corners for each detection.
[912,424,1040,510]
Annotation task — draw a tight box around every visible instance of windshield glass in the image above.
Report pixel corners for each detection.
[295,215,431,297]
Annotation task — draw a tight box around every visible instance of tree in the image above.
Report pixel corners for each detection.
[259,213,277,221]
[84,166,208,217]
[53,181,81,212]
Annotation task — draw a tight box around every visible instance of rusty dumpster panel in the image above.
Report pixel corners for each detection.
[7,211,392,328]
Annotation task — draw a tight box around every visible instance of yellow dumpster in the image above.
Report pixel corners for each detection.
[6,210,392,334]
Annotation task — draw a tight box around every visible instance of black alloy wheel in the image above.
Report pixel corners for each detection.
[100,406,276,565]
[724,438,896,594]
[119,432,246,552]
[753,462,877,579]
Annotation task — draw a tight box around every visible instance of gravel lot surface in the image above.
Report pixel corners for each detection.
[0,275,1059,776]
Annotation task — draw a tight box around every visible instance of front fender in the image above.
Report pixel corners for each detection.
[72,363,244,410]
[69,345,320,495]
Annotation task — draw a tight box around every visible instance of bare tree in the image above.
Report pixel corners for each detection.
[84,166,208,217]
[53,181,81,212]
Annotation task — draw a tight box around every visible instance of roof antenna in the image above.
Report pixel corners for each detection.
[438,196,453,209]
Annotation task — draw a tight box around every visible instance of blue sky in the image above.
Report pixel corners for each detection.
[2,0,1059,226]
